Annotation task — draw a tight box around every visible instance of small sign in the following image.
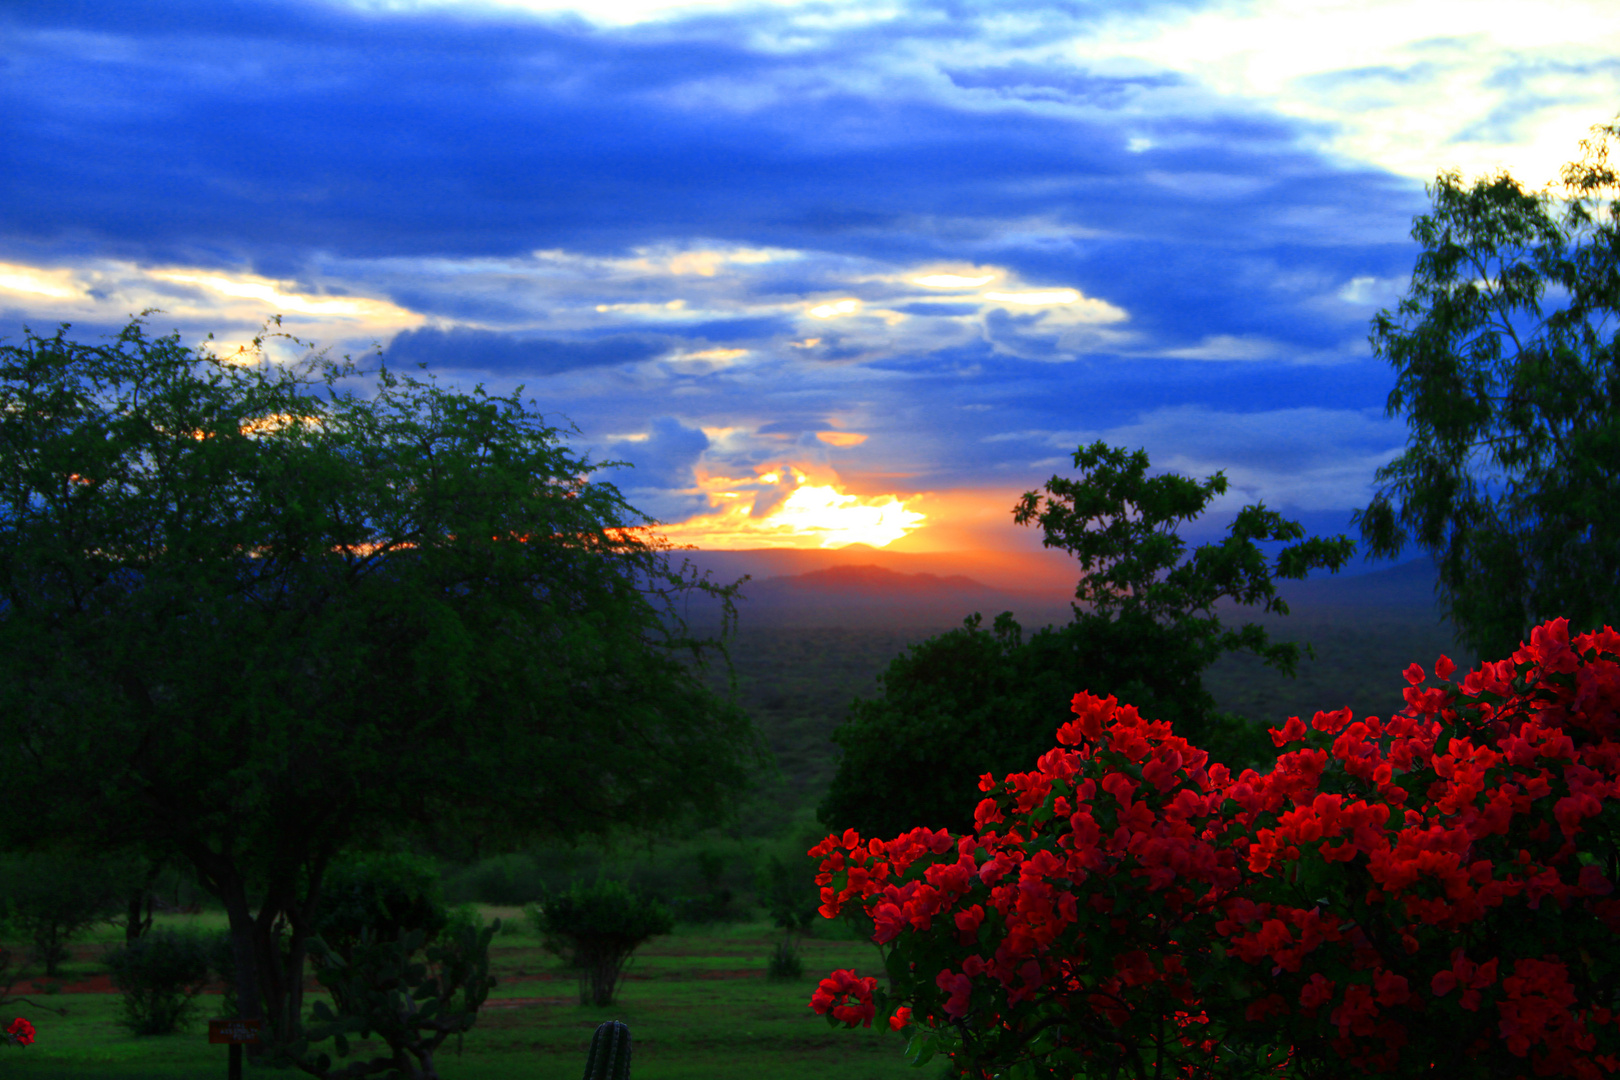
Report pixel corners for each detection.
[208,1019,263,1045]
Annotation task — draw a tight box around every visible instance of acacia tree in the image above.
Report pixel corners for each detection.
[820,442,1352,837]
[1356,119,1620,658]
[0,317,760,1057]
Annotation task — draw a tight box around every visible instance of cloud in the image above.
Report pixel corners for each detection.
[11,0,1590,559]
[383,326,671,374]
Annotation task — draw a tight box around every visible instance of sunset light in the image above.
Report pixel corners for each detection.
[0,263,78,299]
[658,480,925,549]
[808,299,861,318]
[913,273,996,288]
[150,271,418,322]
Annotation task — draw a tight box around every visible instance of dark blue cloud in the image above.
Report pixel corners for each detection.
[1,0,1419,300]
[384,326,669,374]
[595,416,710,521]
[0,0,1443,530]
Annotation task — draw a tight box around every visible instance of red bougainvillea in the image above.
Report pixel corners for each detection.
[810,619,1620,1079]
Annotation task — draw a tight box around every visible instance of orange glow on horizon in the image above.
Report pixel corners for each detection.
[658,479,925,549]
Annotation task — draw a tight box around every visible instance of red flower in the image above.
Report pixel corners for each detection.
[809,970,877,1028]
[4,1018,33,1047]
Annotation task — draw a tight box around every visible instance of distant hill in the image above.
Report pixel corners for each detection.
[721,563,1072,629]
[677,550,1450,631]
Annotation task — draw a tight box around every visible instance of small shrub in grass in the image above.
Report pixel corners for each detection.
[104,928,212,1035]
[757,852,818,981]
[527,879,673,1006]
[766,939,804,981]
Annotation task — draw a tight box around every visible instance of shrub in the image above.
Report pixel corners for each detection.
[313,850,449,961]
[206,931,238,1018]
[443,853,550,906]
[298,913,498,1078]
[758,851,819,980]
[527,879,673,1005]
[766,939,804,981]
[104,928,212,1035]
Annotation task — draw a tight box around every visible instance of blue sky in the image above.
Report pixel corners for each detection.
[4,0,1617,568]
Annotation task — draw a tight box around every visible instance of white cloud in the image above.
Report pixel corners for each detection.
[1068,0,1620,182]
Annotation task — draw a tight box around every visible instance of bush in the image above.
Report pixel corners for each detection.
[758,850,819,980]
[766,938,804,981]
[0,851,126,976]
[442,853,551,906]
[206,931,238,1018]
[314,850,449,960]
[104,928,213,1035]
[527,879,673,1006]
[299,912,498,1078]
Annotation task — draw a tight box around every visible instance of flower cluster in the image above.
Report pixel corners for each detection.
[809,619,1620,1079]
[4,1017,33,1048]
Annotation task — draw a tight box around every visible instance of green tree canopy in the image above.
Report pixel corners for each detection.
[1356,119,1620,658]
[819,442,1352,838]
[0,317,761,1055]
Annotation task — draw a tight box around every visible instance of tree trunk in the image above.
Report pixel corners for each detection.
[124,859,161,943]
[180,841,268,1057]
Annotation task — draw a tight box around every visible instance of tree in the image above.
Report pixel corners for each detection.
[1355,118,1620,658]
[820,442,1352,837]
[528,879,673,1005]
[0,849,129,976]
[0,317,761,1058]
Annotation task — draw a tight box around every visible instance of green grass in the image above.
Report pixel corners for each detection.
[1,909,917,1080]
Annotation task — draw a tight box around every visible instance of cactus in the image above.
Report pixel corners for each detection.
[583,1020,632,1080]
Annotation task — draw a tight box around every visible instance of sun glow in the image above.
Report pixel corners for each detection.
[808,298,861,318]
[0,263,79,299]
[658,479,925,548]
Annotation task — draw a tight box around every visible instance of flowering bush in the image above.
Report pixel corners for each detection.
[810,618,1620,1079]
[4,1017,32,1047]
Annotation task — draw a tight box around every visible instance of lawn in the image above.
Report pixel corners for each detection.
[1,909,919,1080]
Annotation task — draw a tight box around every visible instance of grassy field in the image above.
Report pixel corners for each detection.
[1,910,916,1080]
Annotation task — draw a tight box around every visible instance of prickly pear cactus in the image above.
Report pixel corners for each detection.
[583,1020,632,1080]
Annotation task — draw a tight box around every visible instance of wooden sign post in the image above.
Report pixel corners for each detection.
[208,1018,263,1080]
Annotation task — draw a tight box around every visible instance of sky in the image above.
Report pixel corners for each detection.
[4,0,1618,577]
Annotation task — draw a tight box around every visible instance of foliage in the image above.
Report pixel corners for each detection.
[314,852,450,962]
[103,928,213,1036]
[527,880,673,1006]
[758,852,819,980]
[821,443,1352,836]
[811,617,1620,1078]
[0,851,128,976]
[1357,118,1620,658]
[0,317,762,1050]
[292,914,499,1080]
[441,854,548,906]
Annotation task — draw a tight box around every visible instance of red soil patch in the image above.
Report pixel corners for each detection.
[9,976,323,995]
[12,974,119,994]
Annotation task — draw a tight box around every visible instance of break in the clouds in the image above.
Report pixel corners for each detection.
[2,0,1615,555]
